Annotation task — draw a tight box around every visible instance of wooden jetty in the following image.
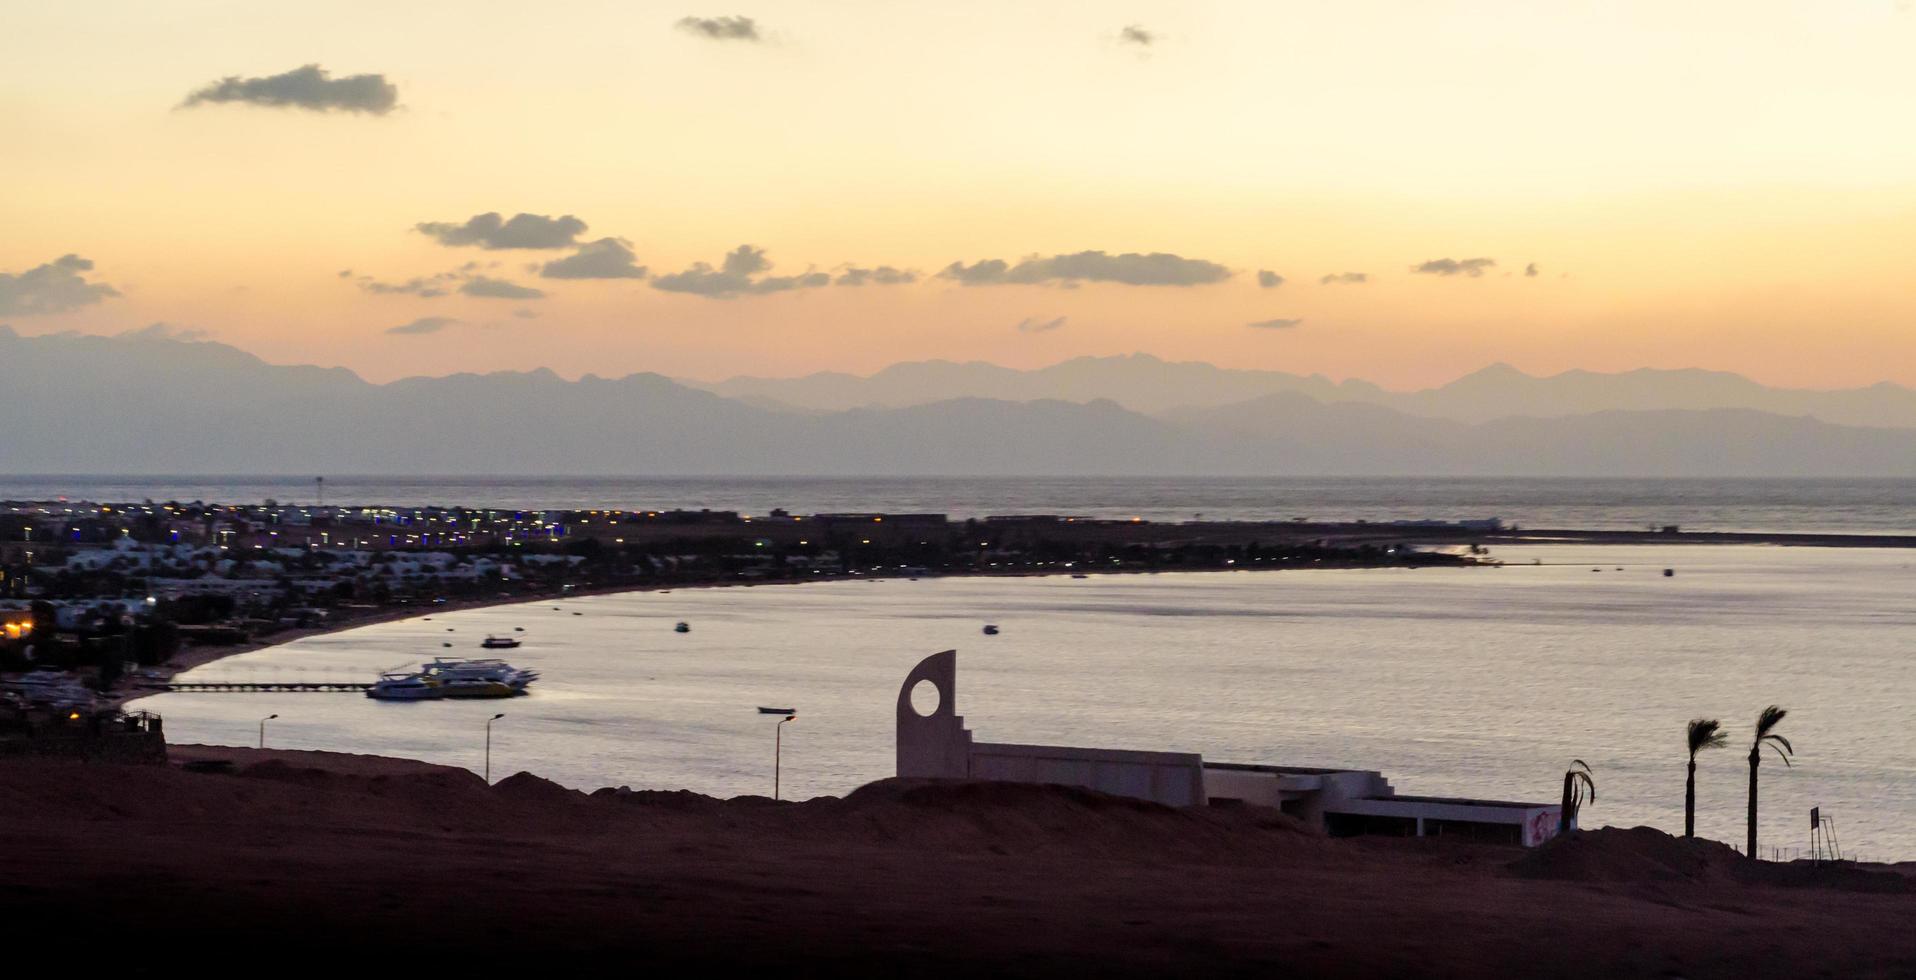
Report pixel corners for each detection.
[164,681,374,693]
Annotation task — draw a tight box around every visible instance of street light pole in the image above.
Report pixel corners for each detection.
[485,712,505,784]
[258,713,278,749]
[775,714,797,801]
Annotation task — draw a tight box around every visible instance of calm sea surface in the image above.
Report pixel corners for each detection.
[132,544,1916,861]
[4,475,1914,534]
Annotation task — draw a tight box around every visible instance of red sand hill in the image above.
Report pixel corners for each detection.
[3,746,1912,978]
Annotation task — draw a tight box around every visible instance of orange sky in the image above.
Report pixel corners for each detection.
[3,1,1914,389]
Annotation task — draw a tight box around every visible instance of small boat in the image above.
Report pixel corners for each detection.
[1070,574,1088,579]
[1664,568,1675,577]
[513,626,525,632]
[757,707,796,715]
[481,635,521,649]
[982,624,1000,635]
[674,622,691,633]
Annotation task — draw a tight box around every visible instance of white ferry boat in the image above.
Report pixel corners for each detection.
[365,657,537,701]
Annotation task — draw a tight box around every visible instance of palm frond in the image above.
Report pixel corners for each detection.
[1764,733,1794,766]
[1564,760,1596,807]
[1754,704,1788,739]
[1687,718,1727,755]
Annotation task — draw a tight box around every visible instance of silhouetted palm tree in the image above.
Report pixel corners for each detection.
[1558,760,1595,835]
[1685,718,1727,838]
[1746,705,1793,859]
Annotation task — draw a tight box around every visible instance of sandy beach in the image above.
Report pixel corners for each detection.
[4,745,1912,977]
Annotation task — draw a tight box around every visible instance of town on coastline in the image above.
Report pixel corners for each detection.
[2,497,1496,719]
[8,495,1911,732]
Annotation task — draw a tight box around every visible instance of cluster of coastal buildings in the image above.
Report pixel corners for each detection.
[898,651,1563,846]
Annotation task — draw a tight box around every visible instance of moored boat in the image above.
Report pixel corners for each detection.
[367,657,537,701]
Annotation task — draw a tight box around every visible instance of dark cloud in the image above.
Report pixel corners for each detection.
[1015,316,1067,334]
[723,244,770,276]
[1257,270,1285,289]
[1525,262,1540,277]
[834,265,918,286]
[753,272,832,293]
[539,238,649,280]
[677,15,761,41]
[1247,317,1304,330]
[651,245,829,298]
[1412,257,1497,278]
[120,322,212,342]
[386,316,459,336]
[0,254,120,315]
[180,64,398,115]
[1119,25,1156,46]
[355,275,450,297]
[940,250,1231,287]
[459,276,545,299]
[415,212,588,250]
[1319,272,1369,285]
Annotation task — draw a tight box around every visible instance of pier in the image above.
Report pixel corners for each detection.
[164,680,373,693]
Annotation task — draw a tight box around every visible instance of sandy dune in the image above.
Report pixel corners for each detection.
[4,746,1912,977]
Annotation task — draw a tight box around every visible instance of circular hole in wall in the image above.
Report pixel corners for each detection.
[909,678,942,717]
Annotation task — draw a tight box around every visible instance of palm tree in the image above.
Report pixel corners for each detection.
[1685,718,1727,838]
[1746,705,1793,859]
[1558,760,1595,835]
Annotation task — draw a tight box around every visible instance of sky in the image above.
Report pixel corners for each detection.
[3,0,1915,389]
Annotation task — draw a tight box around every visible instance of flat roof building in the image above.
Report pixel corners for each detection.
[897,650,1563,847]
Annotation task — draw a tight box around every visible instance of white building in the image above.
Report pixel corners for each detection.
[896,650,1563,847]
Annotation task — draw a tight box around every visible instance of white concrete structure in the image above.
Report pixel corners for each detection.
[896,650,1563,847]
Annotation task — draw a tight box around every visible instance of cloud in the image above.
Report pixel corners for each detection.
[1319,272,1368,285]
[415,212,588,250]
[0,254,121,316]
[1412,257,1497,277]
[386,316,460,336]
[834,265,918,286]
[1247,317,1304,330]
[539,238,649,280]
[356,275,450,297]
[651,245,829,298]
[459,276,545,299]
[1015,316,1067,334]
[1257,270,1285,289]
[1119,25,1156,46]
[120,322,212,342]
[676,15,761,41]
[180,64,398,115]
[512,308,539,319]
[940,250,1231,287]
[1525,262,1540,277]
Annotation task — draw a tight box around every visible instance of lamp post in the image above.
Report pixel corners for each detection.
[485,712,505,784]
[775,714,797,801]
[258,713,278,749]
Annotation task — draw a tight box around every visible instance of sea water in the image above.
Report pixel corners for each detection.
[133,543,1916,861]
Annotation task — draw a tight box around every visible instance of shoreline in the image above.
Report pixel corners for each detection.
[108,557,1459,706]
[109,532,1909,709]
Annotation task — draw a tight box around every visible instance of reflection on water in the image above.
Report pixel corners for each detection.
[134,544,1916,860]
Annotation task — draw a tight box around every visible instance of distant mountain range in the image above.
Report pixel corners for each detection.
[694,353,1916,427]
[5,327,1915,477]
